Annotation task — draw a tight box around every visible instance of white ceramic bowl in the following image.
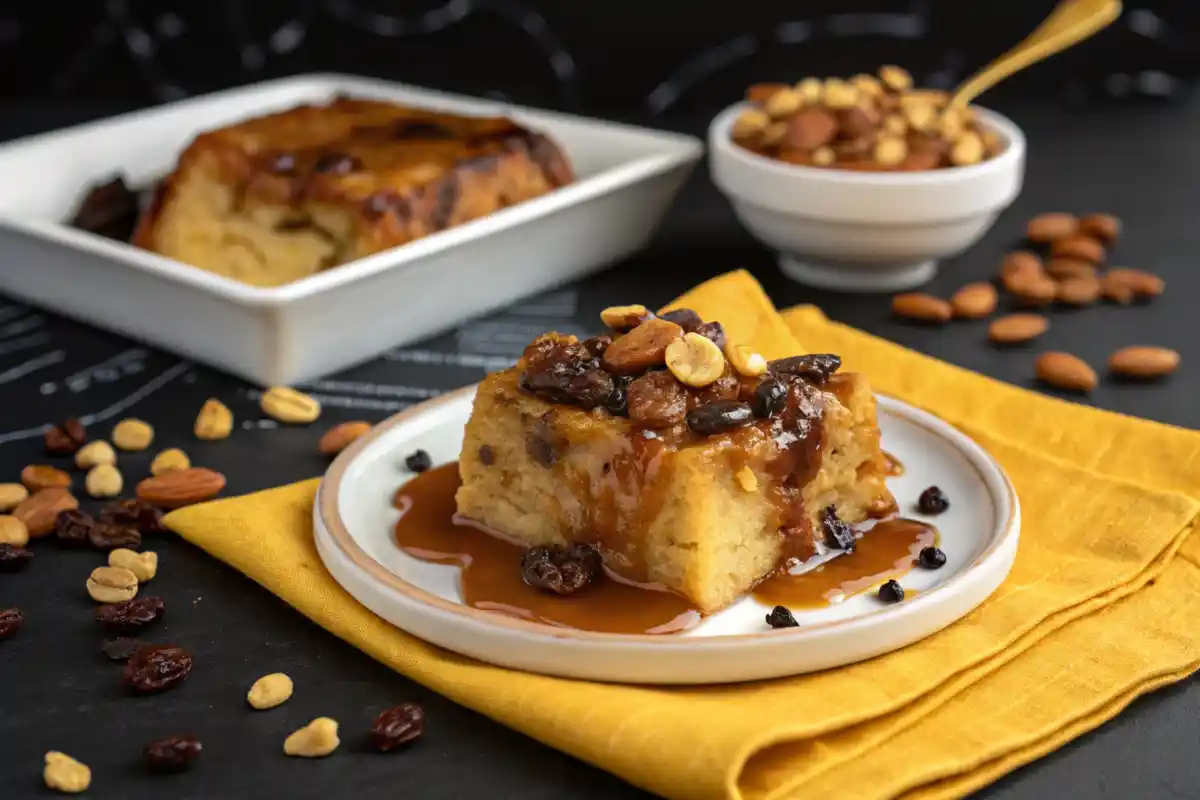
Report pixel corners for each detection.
[708,104,1026,292]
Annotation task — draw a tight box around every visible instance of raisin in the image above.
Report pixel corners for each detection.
[313,151,362,175]
[478,445,495,466]
[0,608,24,639]
[55,509,96,547]
[526,411,567,468]
[520,342,615,409]
[96,596,165,632]
[520,543,603,595]
[765,606,799,629]
[405,450,433,473]
[144,735,203,773]
[821,506,856,552]
[101,637,146,662]
[751,378,788,418]
[100,499,166,534]
[659,308,704,333]
[371,703,426,752]
[694,321,726,350]
[603,376,631,418]
[627,371,687,428]
[0,544,33,573]
[688,371,741,409]
[88,523,142,551]
[69,177,140,241]
[45,419,87,454]
[918,546,947,569]
[686,400,753,435]
[917,486,950,514]
[769,354,842,384]
[878,580,905,603]
[124,644,193,693]
[362,189,408,219]
[521,335,560,364]
[582,335,613,358]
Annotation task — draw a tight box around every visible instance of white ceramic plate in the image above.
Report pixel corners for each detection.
[315,386,1019,684]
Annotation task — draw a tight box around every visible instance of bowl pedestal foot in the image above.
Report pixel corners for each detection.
[778,255,937,293]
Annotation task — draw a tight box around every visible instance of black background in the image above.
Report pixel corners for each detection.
[0,2,1198,799]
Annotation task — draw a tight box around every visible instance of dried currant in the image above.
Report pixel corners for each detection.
[100,499,166,534]
[371,703,426,752]
[526,411,566,468]
[765,606,799,629]
[0,544,33,573]
[917,486,950,515]
[519,342,615,409]
[659,308,704,333]
[478,445,495,466]
[821,506,856,552]
[603,376,631,418]
[55,509,96,547]
[69,177,140,241]
[0,608,24,639]
[313,151,362,175]
[101,637,146,662]
[627,371,687,429]
[88,523,142,551]
[918,546,947,569]
[45,419,87,454]
[95,596,165,632]
[521,335,559,364]
[124,644,194,694]
[878,580,905,603]
[582,335,613,359]
[751,378,788,418]
[694,321,726,350]
[405,449,433,473]
[144,735,203,774]
[688,372,741,409]
[686,400,753,435]
[769,354,842,385]
[520,543,603,595]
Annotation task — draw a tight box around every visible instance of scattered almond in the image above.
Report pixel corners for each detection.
[136,467,227,509]
[194,398,234,440]
[1050,235,1105,264]
[112,418,154,451]
[150,448,191,476]
[1108,346,1180,379]
[599,304,653,331]
[1035,352,1098,393]
[1078,212,1121,243]
[1055,275,1102,307]
[0,516,29,547]
[1026,213,1078,243]
[785,107,838,150]
[74,440,117,470]
[950,283,997,319]
[85,464,123,499]
[284,717,340,758]
[109,548,157,582]
[11,488,78,538]
[43,751,91,794]
[999,251,1043,291]
[891,293,952,324]
[1044,258,1096,281]
[318,421,373,456]
[0,483,28,513]
[86,565,139,604]
[1104,268,1164,301]
[601,318,684,375]
[21,465,71,493]
[988,314,1049,344]
[1009,274,1058,307]
[261,387,322,424]
[248,672,294,710]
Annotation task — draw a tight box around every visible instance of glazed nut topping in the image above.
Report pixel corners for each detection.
[44,751,91,794]
[284,717,340,757]
[112,418,154,451]
[150,448,191,476]
[725,343,769,377]
[248,672,294,710]
[194,398,234,440]
[87,566,139,604]
[85,464,124,499]
[601,318,685,375]
[109,548,158,582]
[261,386,322,424]
[599,304,653,331]
[735,466,759,493]
[664,332,726,387]
[75,440,117,470]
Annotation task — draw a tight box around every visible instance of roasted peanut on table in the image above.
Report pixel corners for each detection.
[109,548,158,582]
[248,672,294,710]
[284,717,340,757]
[43,751,91,794]
[86,566,139,604]
[75,440,117,470]
[150,448,191,476]
[112,418,155,451]
[261,387,322,424]
[194,398,234,440]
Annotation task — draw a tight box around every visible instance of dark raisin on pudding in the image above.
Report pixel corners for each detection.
[603,375,632,418]
[878,580,905,603]
[659,308,704,333]
[519,341,615,409]
[627,371,687,428]
[821,506,856,552]
[751,377,788,418]
[405,449,433,473]
[686,400,753,435]
[918,546,947,569]
[694,321,726,350]
[582,335,613,358]
[917,486,950,514]
[765,605,799,629]
[520,543,603,595]
[769,354,842,385]
[478,445,495,466]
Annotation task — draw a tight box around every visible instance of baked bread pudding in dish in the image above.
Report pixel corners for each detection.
[455,305,895,614]
[133,96,573,287]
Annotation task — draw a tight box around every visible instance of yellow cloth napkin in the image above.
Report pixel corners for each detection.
[166,271,1200,800]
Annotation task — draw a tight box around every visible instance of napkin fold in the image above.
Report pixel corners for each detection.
[167,271,1200,800]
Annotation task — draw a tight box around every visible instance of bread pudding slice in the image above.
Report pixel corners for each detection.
[134,96,573,287]
[456,309,894,614]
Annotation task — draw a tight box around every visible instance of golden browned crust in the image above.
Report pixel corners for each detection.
[135,96,573,286]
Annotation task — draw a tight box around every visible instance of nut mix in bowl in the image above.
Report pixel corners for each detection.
[731,65,1006,172]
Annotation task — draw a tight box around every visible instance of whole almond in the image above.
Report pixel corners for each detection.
[318,421,373,456]
[21,465,71,493]
[1000,251,1043,292]
[1055,275,1101,306]
[892,293,952,324]
[1009,274,1058,307]
[602,318,685,375]
[0,483,29,513]
[1108,346,1180,379]
[1045,258,1096,281]
[261,387,321,424]
[11,488,79,538]
[195,398,234,440]
[1036,352,1098,392]
[136,467,227,509]
[1104,268,1164,301]
[1026,213,1078,243]
[1078,213,1121,243]
[950,283,998,319]
[1050,235,1105,264]
[785,107,838,150]
[988,314,1049,344]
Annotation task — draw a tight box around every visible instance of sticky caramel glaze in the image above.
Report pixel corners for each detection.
[393,463,700,634]
[755,518,937,608]
[883,451,905,477]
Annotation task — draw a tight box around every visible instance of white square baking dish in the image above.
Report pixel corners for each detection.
[0,74,702,386]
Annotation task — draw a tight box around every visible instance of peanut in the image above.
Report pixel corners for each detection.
[44,752,91,794]
[108,548,157,582]
[85,464,123,499]
[150,448,191,476]
[86,566,139,604]
[284,717,340,757]
[195,398,234,440]
[261,387,321,424]
[248,672,294,710]
[112,418,154,451]
[74,440,117,470]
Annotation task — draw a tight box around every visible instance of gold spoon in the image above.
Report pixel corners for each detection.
[947,0,1124,110]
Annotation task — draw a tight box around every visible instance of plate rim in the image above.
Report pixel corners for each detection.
[316,383,1020,649]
